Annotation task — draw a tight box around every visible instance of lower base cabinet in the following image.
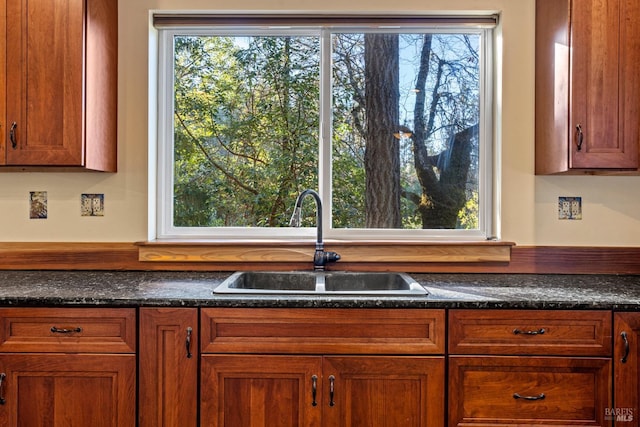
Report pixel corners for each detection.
[0,307,137,426]
[448,309,613,427]
[0,354,135,426]
[200,307,446,427]
[85,305,640,427]
[139,308,198,427]
[201,355,444,427]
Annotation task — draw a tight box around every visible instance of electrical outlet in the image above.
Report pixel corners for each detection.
[558,196,582,220]
[81,194,104,216]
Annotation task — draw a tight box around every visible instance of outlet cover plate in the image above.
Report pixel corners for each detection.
[81,194,104,217]
[558,196,582,220]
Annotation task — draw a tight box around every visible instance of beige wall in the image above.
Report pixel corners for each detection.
[0,0,638,246]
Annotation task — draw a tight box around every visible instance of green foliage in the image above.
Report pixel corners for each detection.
[458,191,479,229]
[173,35,320,227]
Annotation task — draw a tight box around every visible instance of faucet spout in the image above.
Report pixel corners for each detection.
[289,189,340,270]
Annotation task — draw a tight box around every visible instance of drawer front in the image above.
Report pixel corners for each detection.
[449,356,612,427]
[0,308,136,353]
[449,309,612,356]
[201,308,445,354]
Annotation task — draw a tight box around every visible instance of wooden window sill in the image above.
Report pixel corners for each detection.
[136,240,513,264]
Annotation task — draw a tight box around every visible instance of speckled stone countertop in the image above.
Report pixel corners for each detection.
[1,270,640,310]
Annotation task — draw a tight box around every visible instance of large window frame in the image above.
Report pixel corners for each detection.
[153,14,499,241]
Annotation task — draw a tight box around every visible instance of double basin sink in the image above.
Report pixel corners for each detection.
[213,271,427,296]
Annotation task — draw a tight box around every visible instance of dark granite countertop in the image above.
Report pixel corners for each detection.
[0,270,639,310]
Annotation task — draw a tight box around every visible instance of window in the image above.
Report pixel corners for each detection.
[155,14,497,241]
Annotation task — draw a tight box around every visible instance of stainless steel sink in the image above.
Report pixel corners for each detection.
[213,271,427,295]
[214,271,318,294]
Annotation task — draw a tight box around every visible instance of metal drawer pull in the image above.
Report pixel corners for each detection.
[311,375,318,406]
[621,331,630,363]
[0,373,5,405]
[9,122,17,149]
[513,328,545,335]
[186,327,193,359]
[50,326,82,334]
[576,124,583,151]
[513,392,545,401]
[328,375,335,407]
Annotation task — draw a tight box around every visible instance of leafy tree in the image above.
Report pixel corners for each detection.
[173,35,320,227]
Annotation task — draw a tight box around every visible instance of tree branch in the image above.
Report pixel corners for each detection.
[175,112,259,195]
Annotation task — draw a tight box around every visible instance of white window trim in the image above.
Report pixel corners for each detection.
[152,15,499,242]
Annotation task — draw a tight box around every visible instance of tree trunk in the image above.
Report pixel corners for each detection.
[412,35,476,229]
[364,34,401,228]
[419,124,477,228]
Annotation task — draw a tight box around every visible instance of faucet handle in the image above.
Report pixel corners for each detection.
[314,250,341,270]
[325,251,341,263]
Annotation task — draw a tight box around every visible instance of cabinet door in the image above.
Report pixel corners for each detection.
[449,356,611,427]
[535,0,640,174]
[0,353,135,426]
[4,0,117,170]
[323,356,445,427]
[139,308,198,427]
[570,0,640,170]
[6,0,84,166]
[201,355,322,427]
[614,313,640,426]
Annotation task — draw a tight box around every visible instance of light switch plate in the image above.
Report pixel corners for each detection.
[558,196,582,220]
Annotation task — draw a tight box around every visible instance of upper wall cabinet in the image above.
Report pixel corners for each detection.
[1,0,117,172]
[535,0,640,174]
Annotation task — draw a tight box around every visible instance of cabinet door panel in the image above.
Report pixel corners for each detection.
[323,356,444,427]
[449,356,611,427]
[570,0,639,170]
[614,313,640,426]
[535,0,640,173]
[202,308,445,354]
[0,354,135,426]
[6,0,83,166]
[0,307,136,353]
[448,309,612,356]
[139,308,198,427]
[201,355,322,427]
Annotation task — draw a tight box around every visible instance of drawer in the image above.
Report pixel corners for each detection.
[449,309,611,356]
[0,308,136,353]
[448,356,611,427]
[201,308,445,354]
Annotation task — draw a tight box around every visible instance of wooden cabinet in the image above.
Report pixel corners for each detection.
[200,308,446,427]
[1,0,117,171]
[449,356,611,426]
[139,308,198,427]
[321,356,444,427]
[201,355,323,427]
[448,309,613,427]
[0,308,136,426]
[613,313,640,425]
[535,0,640,174]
